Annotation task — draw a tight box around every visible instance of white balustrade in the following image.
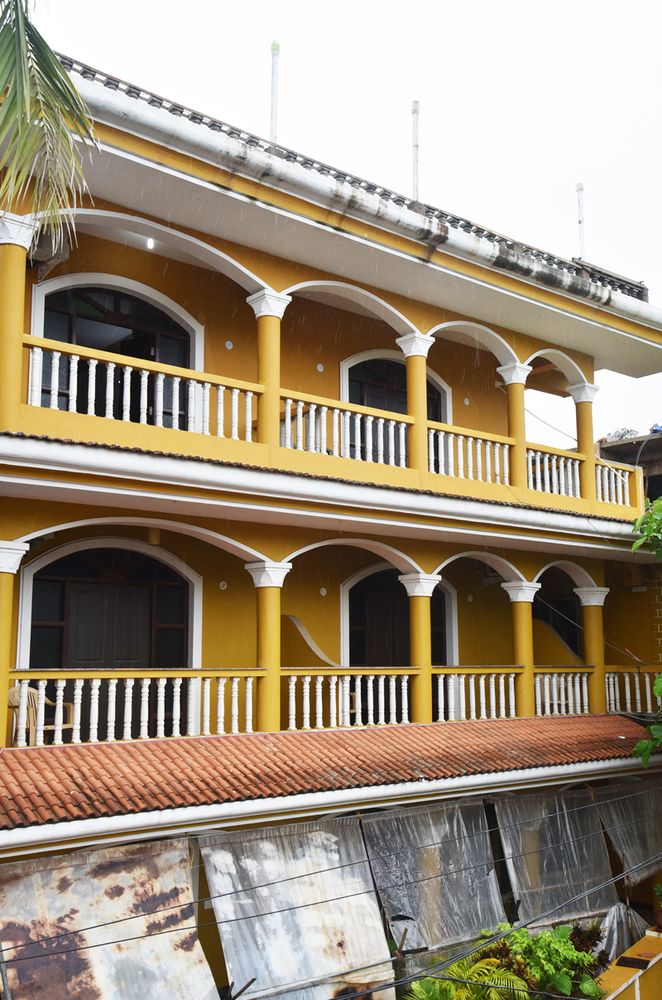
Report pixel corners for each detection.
[596,463,631,506]
[11,673,258,747]
[534,671,590,716]
[27,345,257,442]
[428,429,511,486]
[605,671,661,714]
[282,396,408,466]
[285,673,411,730]
[526,449,581,498]
[435,671,517,721]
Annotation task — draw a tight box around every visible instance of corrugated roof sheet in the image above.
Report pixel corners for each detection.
[0,716,647,832]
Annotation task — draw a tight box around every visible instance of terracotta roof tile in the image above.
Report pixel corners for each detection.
[0,715,648,831]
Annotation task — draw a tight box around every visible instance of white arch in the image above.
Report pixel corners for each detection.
[16,517,270,564]
[524,349,588,386]
[339,561,458,667]
[426,320,519,367]
[17,536,203,671]
[284,538,422,574]
[339,348,453,423]
[282,280,418,336]
[32,272,206,369]
[68,209,269,294]
[434,550,526,584]
[533,560,598,588]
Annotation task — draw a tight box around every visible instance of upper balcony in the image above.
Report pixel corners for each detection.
[0,216,644,521]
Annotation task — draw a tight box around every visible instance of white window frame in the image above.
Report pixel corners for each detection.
[339,349,452,424]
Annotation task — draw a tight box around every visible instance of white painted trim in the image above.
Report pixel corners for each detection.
[433,550,526,583]
[31,272,206,371]
[339,561,458,667]
[497,363,533,386]
[244,560,292,588]
[501,581,541,603]
[283,615,340,668]
[339,348,452,423]
[17,536,203,672]
[567,382,599,405]
[532,560,598,588]
[427,320,519,368]
[284,538,422,574]
[524,348,588,388]
[282,279,417,336]
[1,755,654,856]
[573,587,610,608]
[0,213,38,249]
[0,541,30,575]
[246,289,291,320]
[398,572,442,598]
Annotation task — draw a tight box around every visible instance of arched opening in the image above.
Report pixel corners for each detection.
[41,285,192,426]
[523,350,587,450]
[532,567,583,662]
[348,356,447,422]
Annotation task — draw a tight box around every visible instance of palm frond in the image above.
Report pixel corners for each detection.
[0,0,95,247]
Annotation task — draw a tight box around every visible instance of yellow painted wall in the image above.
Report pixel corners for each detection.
[532,620,583,667]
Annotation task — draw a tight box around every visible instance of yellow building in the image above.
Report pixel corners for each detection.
[0,54,661,998]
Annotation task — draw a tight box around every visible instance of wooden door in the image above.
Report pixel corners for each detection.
[67,582,151,669]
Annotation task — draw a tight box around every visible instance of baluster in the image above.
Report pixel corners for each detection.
[398,423,406,467]
[28,346,44,406]
[155,372,165,427]
[498,673,506,717]
[53,680,66,744]
[551,674,559,715]
[596,464,603,502]
[448,676,456,721]
[457,435,465,478]
[558,458,566,496]
[140,678,150,739]
[343,676,352,725]
[216,676,226,734]
[438,431,446,476]
[122,678,135,740]
[354,677,363,725]
[634,672,642,712]
[567,674,575,715]
[559,673,566,715]
[389,676,397,723]
[329,675,338,728]
[468,674,476,720]
[107,679,117,741]
[122,366,132,421]
[296,401,305,451]
[86,357,98,416]
[447,434,455,477]
[534,451,542,490]
[624,672,632,712]
[186,380,196,431]
[172,677,182,737]
[16,680,29,748]
[543,453,550,492]
[616,469,624,505]
[603,466,611,502]
[508,674,516,717]
[573,673,581,714]
[644,674,653,714]
[581,673,589,713]
[202,678,211,736]
[201,383,211,434]
[171,376,180,430]
[187,677,197,735]
[319,406,328,454]
[287,676,297,730]
[551,455,559,494]
[459,674,467,719]
[377,675,386,724]
[527,449,534,489]
[376,418,385,464]
[284,398,293,448]
[476,439,483,481]
[489,674,496,719]
[535,675,542,716]
[573,460,580,498]
[387,420,396,466]
[72,678,83,743]
[302,675,311,729]
[495,442,502,485]
[401,676,409,723]
[315,675,324,728]
[354,412,363,460]
[437,674,445,721]
[138,369,148,423]
[36,679,47,747]
[245,390,253,442]
[230,387,240,440]
[332,408,340,456]
[245,677,254,732]
[216,386,226,438]
[624,471,630,506]
[428,428,436,472]
[231,676,240,733]
[604,674,613,713]
[485,441,492,482]
[68,355,79,413]
[308,404,317,453]
[367,675,375,725]
[543,673,551,716]
[503,446,510,485]
[365,415,374,462]
[466,437,474,480]
[104,361,115,419]
[341,410,351,458]
[156,677,166,739]
[49,351,61,409]
[479,674,487,720]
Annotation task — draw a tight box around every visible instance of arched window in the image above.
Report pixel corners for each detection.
[348,358,447,422]
[42,286,191,425]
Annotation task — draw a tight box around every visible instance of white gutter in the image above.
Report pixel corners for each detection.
[0,756,653,856]
[75,75,662,333]
[0,436,638,551]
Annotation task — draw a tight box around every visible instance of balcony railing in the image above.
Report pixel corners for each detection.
[20,337,642,516]
[605,667,661,714]
[284,669,413,730]
[534,669,591,716]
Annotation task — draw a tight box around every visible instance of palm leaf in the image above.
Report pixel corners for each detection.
[0,0,95,247]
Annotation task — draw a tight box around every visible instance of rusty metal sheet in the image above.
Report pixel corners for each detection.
[200,817,394,1000]
[0,837,217,999]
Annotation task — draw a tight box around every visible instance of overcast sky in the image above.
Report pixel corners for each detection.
[33,0,662,446]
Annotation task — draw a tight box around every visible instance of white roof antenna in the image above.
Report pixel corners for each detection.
[576,182,585,259]
[412,99,420,201]
[270,41,280,143]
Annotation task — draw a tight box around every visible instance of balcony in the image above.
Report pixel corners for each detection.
[17,336,644,518]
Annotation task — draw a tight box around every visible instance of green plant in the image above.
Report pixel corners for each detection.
[632,498,662,561]
[487,924,603,998]
[633,675,662,765]
[654,883,662,907]
[407,955,529,1000]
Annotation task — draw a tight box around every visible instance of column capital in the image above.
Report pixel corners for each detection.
[501,581,541,603]
[0,541,29,575]
[496,362,532,385]
[0,213,38,251]
[245,560,292,588]
[398,572,442,598]
[246,289,291,320]
[395,332,434,359]
[573,586,609,607]
[567,382,599,404]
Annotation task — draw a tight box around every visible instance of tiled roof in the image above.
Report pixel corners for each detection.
[58,53,647,303]
[0,716,648,832]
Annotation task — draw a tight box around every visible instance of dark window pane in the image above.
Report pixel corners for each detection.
[33,579,64,622]
[154,629,185,669]
[155,585,186,625]
[44,309,71,343]
[30,626,63,669]
[158,334,188,367]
